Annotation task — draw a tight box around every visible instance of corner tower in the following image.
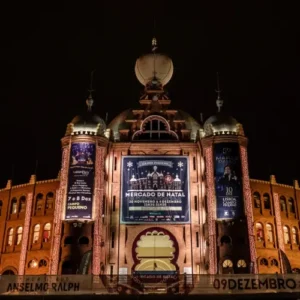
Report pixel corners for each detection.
[49,91,108,275]
[200,81,257,274]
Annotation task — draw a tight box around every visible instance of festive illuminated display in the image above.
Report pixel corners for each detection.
[0,39,298,292]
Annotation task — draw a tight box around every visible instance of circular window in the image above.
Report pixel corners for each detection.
[222,259,233,268]
[237,259,247,268]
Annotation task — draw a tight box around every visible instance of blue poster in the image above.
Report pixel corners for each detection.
[65,142,95,220]
[214,143,243,219]
[121,156,190,224]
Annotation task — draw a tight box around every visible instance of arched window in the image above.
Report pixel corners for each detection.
[283,226,290,244]
[132,115,179,141]
[271,259,278,266]
[280,196,286,212]
[255,222,264,241]
[260,258,268,266]
[237,259,247,268]
[288,198,295,214]
[292,227,298,244]
[28,260,38,268]
[263,193,271,210]
[266,223,274,243]
[39,259,47,267]
[11,198,17,214]
[220,236,231,245]
[16,227,23,245]
[222,259,233,268]
[7,228,14,246]
[35,194,43,211]
[46,192,54,209]
[33,224,40,243]
[0,200,3,216]
[43,223,51,242]
[19,196,26,213]
[78,236,89,244]
[253,192,261,208]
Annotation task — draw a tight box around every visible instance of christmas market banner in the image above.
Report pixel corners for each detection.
[121,156,190,224]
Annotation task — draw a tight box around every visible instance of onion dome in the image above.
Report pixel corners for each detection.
[134,37,174,87]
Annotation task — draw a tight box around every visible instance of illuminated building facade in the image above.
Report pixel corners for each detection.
[1,39,300,278]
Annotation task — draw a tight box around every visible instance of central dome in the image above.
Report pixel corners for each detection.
[135,53,174,86]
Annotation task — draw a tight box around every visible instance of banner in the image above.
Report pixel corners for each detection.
[121,156,190,224]
[1,275,300,295]
[213,143,243,219]
[65,142,95,220]
[0,275,94,295]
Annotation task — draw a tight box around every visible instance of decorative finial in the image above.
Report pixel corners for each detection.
[86,70,95,112]
[215,72,223,112]
[152,37,158,53]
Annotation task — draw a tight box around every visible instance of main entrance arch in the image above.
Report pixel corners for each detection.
[132,227,179,274]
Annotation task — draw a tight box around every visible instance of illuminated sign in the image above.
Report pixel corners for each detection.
[121,156,190,224]
[65,142,95,220]
[213,143,243,219]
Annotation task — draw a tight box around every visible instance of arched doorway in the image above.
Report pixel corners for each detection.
[132,227,179,275]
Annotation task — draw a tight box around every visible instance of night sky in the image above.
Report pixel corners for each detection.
[0,2,299,187]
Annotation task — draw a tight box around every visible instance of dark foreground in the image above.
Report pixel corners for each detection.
[1,293,300,300]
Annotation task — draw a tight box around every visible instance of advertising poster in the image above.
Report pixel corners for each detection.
[121,156,190,224]
[65,142,95,220]
[214,143,243,219]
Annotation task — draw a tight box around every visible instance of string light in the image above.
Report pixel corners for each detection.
[205,147,217,274]
[240,146,258,274]
[50,145,70,274]
[18,192,33,275]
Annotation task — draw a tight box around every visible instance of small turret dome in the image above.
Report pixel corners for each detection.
[203,112,239,136]
[65,94,107,136]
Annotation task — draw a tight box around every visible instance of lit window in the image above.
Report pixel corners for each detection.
[43,223,51,242]
[263,193,271,210]
[7,228,14,246]
[292,227,298,244]
[266,223,274,243]
[35,194,43,211]
[288,198,295,213]
[33,224,40,243]
[222,259,233,268]
[19,196,26,213]
[11,198,17,214]
[283,226,290,244]
[253,192,261,208]
[280,196,286,211]
[16,227,23,245]
[46,192,54,209]
[28,260,38,268]
[255,223,264,241]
